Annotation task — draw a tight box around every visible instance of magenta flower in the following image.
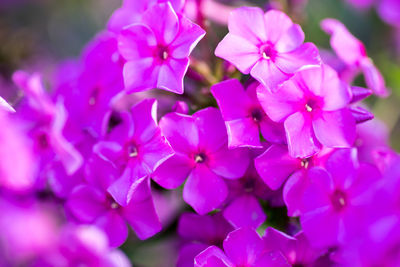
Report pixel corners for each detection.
[321,18,388,97]
[300,149,381,248]
[223,147,272,228]
[215,7,320,90]
[152,107,249,215]
[211,79,285,148]
[257,64,356,158]
[93,99,173,206]
[118,2,205,94]
[255,144,332,216]
[177,212,233,267]
[263,228,328,266]
[194,227,290,267]
[66,177,161,247]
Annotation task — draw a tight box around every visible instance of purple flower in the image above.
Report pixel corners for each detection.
[211,79,285,148]
[321,18,388,97]
[300,149,381,248]
[93,99,173,206]
[194,227,290,267]
[66,177,161,247]
[215,7,320,90]
[152,107,250,215]
[177,212,233,267]
[255,144,332,216]
[257,64,356,158]
[223,147,273,228]
[118,2,205,94]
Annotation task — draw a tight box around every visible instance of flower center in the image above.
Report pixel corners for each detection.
[305,98,318,113]
[259,44,276,60]
[194,152,207,163]
[251,108,263,122]
[89,87,100,106]
[331,190,347,211]
[157,46,169,61]
[37,133,49,149]
[128,144,138,158]
[300,158,310,169]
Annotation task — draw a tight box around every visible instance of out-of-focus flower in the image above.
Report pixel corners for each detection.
[36,225,131,267]
[118,2,205,94]
[321,18,389,97]
[13,71,83,176]
[215,7,320,90]
[0,111,36,191]
[152,107,249,215]
[377,0,400,28]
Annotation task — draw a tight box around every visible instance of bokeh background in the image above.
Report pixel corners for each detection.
[0,0,399,265]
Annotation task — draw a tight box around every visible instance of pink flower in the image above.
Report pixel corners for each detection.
[118,2,205,94]
[321,18,389,97]
[215,7,320,90]
[257,64,356,158]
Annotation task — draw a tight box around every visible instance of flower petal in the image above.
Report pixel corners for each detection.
[152,153,193,189]
[254,145,300,190]
[183,165,228,215]
[215,34,260,74]
[225,118,261,148]
[257,82,304,122]
[228,7,267,44]
[313,109,356,148]
[284,112,321,158]
[157,58,189,94]
[251,59,291,90]
[274,43,320,74]
[223,194,266,228]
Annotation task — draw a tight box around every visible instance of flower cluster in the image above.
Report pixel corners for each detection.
[0,0,399,266]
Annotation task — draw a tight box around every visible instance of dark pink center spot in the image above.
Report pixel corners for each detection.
[156,46,169,61]
[331,190,348,212]
[251,108,264,123]
[259,43,277,61]
[194,152,207,163]
[37,133,49,150]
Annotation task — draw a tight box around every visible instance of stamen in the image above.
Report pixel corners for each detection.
[128,145,138,158]
[305,104,313,112]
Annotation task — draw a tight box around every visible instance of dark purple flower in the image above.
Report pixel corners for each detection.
[211,79,285,148]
